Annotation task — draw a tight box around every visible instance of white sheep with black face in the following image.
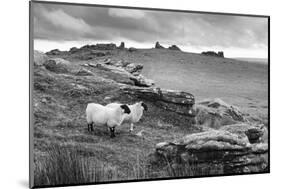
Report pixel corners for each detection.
[106,102,148,132]
[86,103,131,138]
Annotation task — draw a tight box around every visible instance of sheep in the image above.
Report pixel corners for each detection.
[86,103,131,138]
[106,102,148,132]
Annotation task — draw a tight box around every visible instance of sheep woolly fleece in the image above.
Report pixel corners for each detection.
[86,103,129,128]
[106,102,146,131]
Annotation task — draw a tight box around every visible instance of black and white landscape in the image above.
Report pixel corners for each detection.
[31,2,269,187]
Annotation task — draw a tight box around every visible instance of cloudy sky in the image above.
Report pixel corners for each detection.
[33,2,268,58]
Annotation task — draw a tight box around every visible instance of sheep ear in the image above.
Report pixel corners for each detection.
[141,102,148,111]
[120,104,131,114]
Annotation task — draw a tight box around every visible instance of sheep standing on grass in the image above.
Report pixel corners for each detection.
[86,103,131,138]
[106,102,148,132]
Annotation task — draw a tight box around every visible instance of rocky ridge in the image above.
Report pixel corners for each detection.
[34,50,196,116]
[201,51,224,58]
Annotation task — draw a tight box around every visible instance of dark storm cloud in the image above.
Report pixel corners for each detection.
[33,3,268,49]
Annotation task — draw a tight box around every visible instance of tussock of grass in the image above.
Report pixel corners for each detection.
[34,144,148,186]
[147,153,224,179]
[34,143,224,187]
[34,144,93,186]
[164,163,224,177]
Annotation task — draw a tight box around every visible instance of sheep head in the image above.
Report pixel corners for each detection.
[140,102,148,111]
[120,104,131,114]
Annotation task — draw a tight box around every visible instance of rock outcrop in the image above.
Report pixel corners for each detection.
[155,42,165,49]
[118,42,125,49]
[218,51,224,57]
[69,47,79,54]
[168,45,181,51]
[43,58,70,73]
[194,98,246,128]
[34,50,49,66]
[221,123,267,144]
[95,43,117,50]
[148,97,268,175]
[46,43,117,58]
[90,50,107,57]
[46,49,63,56]
[201,51,224,58]
[82,60,154,87]
[129,75,155,87]
[80,43,117,51]
[124,63,143,76]
[121,86,195,116]
[101,59,144,76]
[151,129,268,175]
[128,47,137,52]
[76,50,111,60]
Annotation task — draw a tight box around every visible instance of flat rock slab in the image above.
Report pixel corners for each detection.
[83,62,154,87]
[121,86,195,117]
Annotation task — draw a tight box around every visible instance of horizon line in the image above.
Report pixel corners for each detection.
[33,39,268,60]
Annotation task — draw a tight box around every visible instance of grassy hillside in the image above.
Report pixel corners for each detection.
[33,47,268,187]
[104,49,268,117]
[234,57,268,64]
[33,53,200,187]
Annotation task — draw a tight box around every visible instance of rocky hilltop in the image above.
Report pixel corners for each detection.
[201,51,224,58]
[34,48,196,117]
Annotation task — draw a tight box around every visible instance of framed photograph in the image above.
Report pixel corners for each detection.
[29,0,269,188]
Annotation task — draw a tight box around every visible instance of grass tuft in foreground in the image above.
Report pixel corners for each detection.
[34,143,223,187]
[34,144,94,186]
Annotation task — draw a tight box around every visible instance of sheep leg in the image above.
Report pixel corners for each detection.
[129,123,134,132]
[88,123,93,132]
[90,123,94,132]
[109,127,116,138]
